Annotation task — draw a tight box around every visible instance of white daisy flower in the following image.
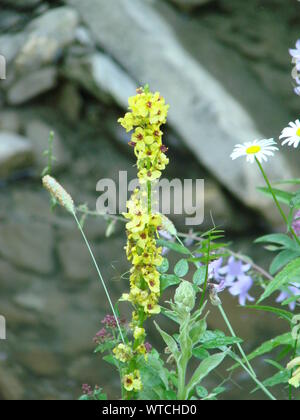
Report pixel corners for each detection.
[230,139,278,164]
[279,119,300,148]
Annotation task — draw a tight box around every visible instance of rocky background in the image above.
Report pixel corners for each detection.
[0,0,299,400]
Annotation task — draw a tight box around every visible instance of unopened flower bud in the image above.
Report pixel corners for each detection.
[174,281,195,313]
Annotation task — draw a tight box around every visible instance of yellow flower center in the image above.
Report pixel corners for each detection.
[246,145,261,155]
[296,128,300,137]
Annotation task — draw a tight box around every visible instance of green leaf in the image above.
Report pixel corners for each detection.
[259,258,300,303]
[257,187,295,207]
[157,239,190,255]
[229,333,293,371]
[154,322,179,360]
[290,190,300,209]
[274,179,300,186]
[245,305,293,323]
[270,250,300,275]
[174,259,189,277]
[193,267,206,286]
[192,347,210,360]
[157,258,169,274]
[186,352,227,396]
[196,386,208,398]
[160,274,181,292]
[201,336,243,349]
[255,234,296,250]
[189,319,207,345]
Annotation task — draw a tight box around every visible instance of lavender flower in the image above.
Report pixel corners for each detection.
[292,210,300,237]
[218,256,254,306]
[208,257,224,282]
[276,283,300,311]
[228,276,255,306]
[290,40,300,69]
[219,256,251,285]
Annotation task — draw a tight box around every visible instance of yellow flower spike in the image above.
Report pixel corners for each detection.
[118,86,169,387]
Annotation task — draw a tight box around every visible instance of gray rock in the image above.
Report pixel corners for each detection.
[25,119,71,171]
[0,222,54,274]
[0,366,24,400]
[7,67,57,105]
[16,348,61,377]
[0,132,33,178]
[57,82,82,122]
[0,34,23,65]
[0,111,21,133]
[169,0,214,9]
[15,7,79,72]
[63,52,137,108]
[66,0,294,216]
[58,238,94,283]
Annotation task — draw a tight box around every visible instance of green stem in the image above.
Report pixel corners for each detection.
[255,158,300,247]
[289,337,299,401]
[233,351,276,401]
[73,212,125,344]
[218,305,256,378]
[199,235,211,309]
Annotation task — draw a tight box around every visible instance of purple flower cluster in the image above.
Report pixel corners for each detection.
[292,210,300,236]
[145,342,152,353]
[82,384,93,396]
[93,327,112,345]
[209,256,255,306]
[290,40,300,95]
[209,256,300,310]
[276,283,300,311]
[101,314,124,329]
[93,315,126,345]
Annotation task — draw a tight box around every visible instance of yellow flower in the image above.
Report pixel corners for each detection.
[113,344,133,363]
[123,370,143,392]
[134,327,145,340]
[138,168,162,183]
[118,113,135,132]
[287,357,300,388]
[143,295,161,314]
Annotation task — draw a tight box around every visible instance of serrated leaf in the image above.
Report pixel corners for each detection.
[259,258,300,302]
[174,259,189,277]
